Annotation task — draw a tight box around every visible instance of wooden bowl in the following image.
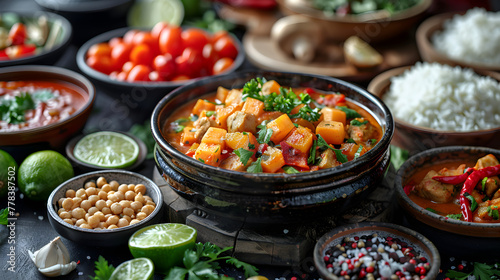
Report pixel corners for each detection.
[416,12,500,72]
[277,0,432,43]
[367,65,500,154]
[394,146,500,259]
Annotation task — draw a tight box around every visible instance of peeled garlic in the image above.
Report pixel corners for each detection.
[28,236,77,277]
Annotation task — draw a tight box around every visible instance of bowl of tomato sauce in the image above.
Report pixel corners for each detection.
[0,11,72,67]
[76,23,245,108]
[395,145,500,259]
[0,65,95,149]
[151,71,394,224]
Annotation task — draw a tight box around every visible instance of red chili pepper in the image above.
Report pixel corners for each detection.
[460,164,500,222]
[432,168,473,184]
[403,184,414,195]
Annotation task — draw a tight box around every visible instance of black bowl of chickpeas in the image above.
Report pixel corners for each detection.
[47,170,164,246]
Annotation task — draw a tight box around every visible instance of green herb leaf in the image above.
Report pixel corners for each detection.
[247,157,263,173]
[0,207,8,225]
[32,89,54,101]
[248,143,255,150]
[242,78,266,101]
[445,270,470,280]
[390,145,409,171]
[425,207,437,213]
[316,135,347,163]
[354,145,364,159]
[0,92,35,124]
[336,106,361,119]
[293,123,298,128]
[174,125,185,133]
[308,140,318,165]
[370,139,377,145]
[190,115,199,122]
[482,177,488,192]
[346,138,357,144]
[235,148,254,166]
[198,158,205,163]
[128,120,155,159]
[487,206,500,220]
[174,118,190,124]
[466,194,478,212]
[350,119,368,126]
[89,256,115,280]
[206,111,216,117]
[226,258,259,278]
[283,166,300,174]
[257,128,273,144]
[446,213,462,220]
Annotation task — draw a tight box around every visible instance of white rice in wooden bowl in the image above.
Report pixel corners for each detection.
[382,62,500,132]
[432,8,500,66]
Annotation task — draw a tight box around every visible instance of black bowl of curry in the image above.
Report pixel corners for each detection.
[151,71,394,223]
[0,65,95,148]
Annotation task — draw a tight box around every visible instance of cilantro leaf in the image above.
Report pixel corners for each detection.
[89,256,115,280]
[426,207,437,213]
[247,157,263,173]
[226,258,259,278]
[242,78,266,101]
[316,135,347,163]
[336,106,361,119]
[0,92,36,124]
[174,125,185,133]
[446,213,462,220]
[32,89,54,101]
[283,166,299,174]
[350,119,368,126]
[0,207,8,225]
[257,128,273,144]
[354,145,364,159]
[206,111,216,117]
[346,138,357,144]
[465,193,478,212]
[308,139,317,165]
[445,270,470,280]
[482,177,488,192]
[235,148,253,166]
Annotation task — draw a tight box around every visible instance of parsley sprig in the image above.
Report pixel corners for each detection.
[241,78,321,122]
[0,90,55,124]
[89,256,115,280]
[165,242,259,280]
[446,262,500,280]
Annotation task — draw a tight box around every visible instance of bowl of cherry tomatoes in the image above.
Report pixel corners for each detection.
[76,22,245,102]
[0,11,72,67]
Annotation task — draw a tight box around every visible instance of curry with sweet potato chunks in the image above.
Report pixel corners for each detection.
[162,78,383,173]
[406,154,500,223]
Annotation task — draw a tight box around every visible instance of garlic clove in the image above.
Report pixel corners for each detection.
[38,262,77,277]
[34,238,60,268]
[29,236,77,277]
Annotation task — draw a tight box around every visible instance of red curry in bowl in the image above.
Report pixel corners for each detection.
[405,154,500,223]
[0,80,87,132]
[162,78,383,173]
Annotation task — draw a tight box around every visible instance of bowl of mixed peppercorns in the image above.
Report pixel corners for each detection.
[313,222,440,280]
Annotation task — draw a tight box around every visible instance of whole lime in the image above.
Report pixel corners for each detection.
[18,150,74,201]
[0,150,18,198]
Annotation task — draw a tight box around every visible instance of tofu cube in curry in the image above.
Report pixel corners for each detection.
[414,165,466,203]
[227,111,257,134]
[219,153,254,171]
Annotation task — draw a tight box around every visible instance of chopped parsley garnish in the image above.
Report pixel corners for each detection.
[174,118,190,124]
[446,213,462,220]
[488,205,499,220]
[0,92,36,124]
[482,177,488,192]
[235,148,253,166]
[465,193,478,212]
[316,135,348,163]
[174,125,185,133]
[283,166,300,174]
[206,111,216,117]
[293,123,298,128]
[198,158,205,163]
[257,127,273,144]
[350,119,368,126]
[247,157,262,173]
[370,139,377,145]
[346,138,357,144]
[354,145,364,159]
[248,143,255,150]
[336,106,361,119]
[308,139,318,165]
[203,99,224,106]
[425,207,437,213]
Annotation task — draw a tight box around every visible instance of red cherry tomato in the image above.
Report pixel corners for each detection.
[214,35,238,59]
[181,28,209,53]
[175,47,203,77]
[202,43,219,74]
[153,54,176,79]
[123,29,139,45]
[132,31,159,55]
[108,37,123,47]
[122,61,135,74]
[148,70,166,82]
[116,71,128,81]
[151,22,170,40]
[130,44,153,66]
[127,65,151,82]
[87,43,112,57]
[86,55,114,74]
[8,23,27,45]
[5,44,37,59]
[171,75,190,81]
[159,26,183,57]
[212,57,234,75]
[0,50,8,60]
[111,42,132,69]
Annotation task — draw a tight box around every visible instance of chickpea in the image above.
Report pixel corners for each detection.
[146,201,156,207]
[63,218,74,225]
[135,184,147,195]
[75,218,86,227]
[115,192,125,202]
[101,184,112,193]
[94,211,105,222]
[104,213,112,220]
[130,201,143,212]
[143,195,153,203]
[106,200,113,208]
[75,188,87,198]
[107,193,118,202]
[71,197,82,208]
[98,222,107,229]
[108,224,118,229]
[98,190,108,200]
[135,193,145,204]
[62,198,74,211]
[123,207,134,217]
[118,184,129,194]
[106,215,119,225]
[125,190,136,201]
[129,219,140,225]
[85,213,90,221]
[117,218,129,228]
[80,223,92,229]
[65,189,76,198]
[141,205,155,216]
[59,211,72,219]
[72,208,86,219]
[109,180,119,190]
[71,218,77,224]
[95,200,106,210]
[89,195,100,205]
[88,215,100,228]
[85,181,96,189]
[58,198,65,208]
[85,187,98,196]
[80,200,92,211]
[123,215,132,222]
[88,206,99,216]
[119,200,131,209]
[96,177,107,188]
[136,212,147,220]
[111,203,123,215]
[128,184,136,191]
[57,208,65,215]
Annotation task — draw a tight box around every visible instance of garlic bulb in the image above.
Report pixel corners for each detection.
[28,236,77,277]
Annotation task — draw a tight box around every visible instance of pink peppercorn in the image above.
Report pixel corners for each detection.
[366,266,374,273]
[348,264,354,270]
[326,264,333,269]
[458,264,464,270]
[351,242,357,249]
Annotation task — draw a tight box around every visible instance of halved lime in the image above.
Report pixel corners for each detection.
[73,131,140,169]
[109,258,154,280]
[127,0,185,28]
[129,223,197,273]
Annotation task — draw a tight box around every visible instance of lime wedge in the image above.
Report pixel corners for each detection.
[73,131,140,168]
[109,258,154,280]
[129,223,197,273]
[127,0,185,28]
